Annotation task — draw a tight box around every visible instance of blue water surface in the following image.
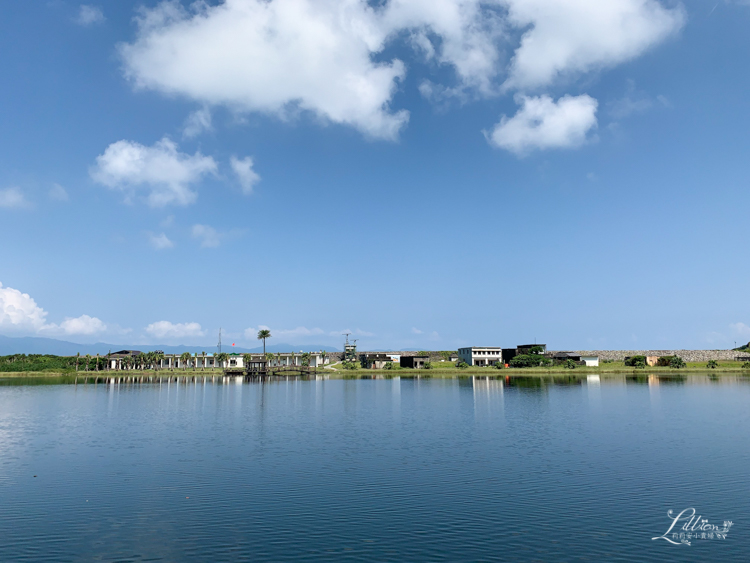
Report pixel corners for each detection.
[0,375,747,562]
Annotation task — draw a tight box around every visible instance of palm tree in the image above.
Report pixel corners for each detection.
[202,351,207,371]
[321,350,327,367]
[290,350,296,367]
[243,353,253,371]
[107,350,111,371]
[180,352,191,371]
[275,352,281,367]
[95,353,100,371]
[257,329,272,356]
[76,352,80,372]
[265,352,274,365]
[216,352,229,369]
[84,354,91,371]
[154,351,164,371]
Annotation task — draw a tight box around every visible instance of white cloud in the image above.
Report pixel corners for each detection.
[120,0,409,140]
[191,224,221,248]
[147,232,174,250]
[49,183,69,202]
[0,282,48,332]
[0,282,112,337]
[503,0,685,91]
[57,315,107,336]
[230,156,261,194]
[0,187,29,209]
[182,107,212,138]
[145,321,205,339]
[487,94,598,155]
[90,137,217,207]
[730,322,750,338]
[76,5,105,26]
[411,327,423,334]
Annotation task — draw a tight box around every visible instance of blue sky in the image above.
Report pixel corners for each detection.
[0,0,748,351]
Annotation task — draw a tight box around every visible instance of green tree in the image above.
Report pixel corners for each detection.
[84,354,91,371]
[243,353,253,369]
[423,361,433,370]
[76,352,80,372]
[180,351,191,371]
[257,329,272,356]
[707,360,719,369]
[457,361,469,369]
[154,351,164,371]
[216,352,229,369]
[670,356,686,369]
[202,351,207,371]
[439,351,453,361]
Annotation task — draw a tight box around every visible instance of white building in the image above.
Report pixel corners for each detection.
[108,351,330,370]
[581,355,599,367]
[458,347,503,367]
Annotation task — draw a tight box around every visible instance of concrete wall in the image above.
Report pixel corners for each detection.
[566,350,747,362]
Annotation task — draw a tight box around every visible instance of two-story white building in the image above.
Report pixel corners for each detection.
[457,347,503,367]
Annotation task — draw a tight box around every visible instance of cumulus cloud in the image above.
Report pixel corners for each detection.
[182,107,212,138]
[730,322,750,338]
[411,327,423,334]
[503,0,685,91]
[0,282,108,336]
[230,156,261,194]
[117,0,683,145]
[145,321,205,339]
[49,183,69,202]
[487,94,598,155]
[191,224,221,248]
[0,282,48,332]
[57,315,107,336]
[147,232,174,250]
[76,5,105,26]
[120,0,409,139]
[0,187,30,209]
[90,137,217,207]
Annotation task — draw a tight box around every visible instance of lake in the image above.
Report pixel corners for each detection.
[0,375,747,561]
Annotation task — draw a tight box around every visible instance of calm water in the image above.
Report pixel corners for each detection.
[0,375,748,562]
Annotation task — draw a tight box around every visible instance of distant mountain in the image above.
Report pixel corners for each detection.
[0,335,339,356]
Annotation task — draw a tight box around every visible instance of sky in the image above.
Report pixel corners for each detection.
[0,0,749,352]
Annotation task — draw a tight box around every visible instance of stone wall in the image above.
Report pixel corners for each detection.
[565,350,749,362]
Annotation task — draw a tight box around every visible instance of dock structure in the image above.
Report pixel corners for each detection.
[223,362,318,379]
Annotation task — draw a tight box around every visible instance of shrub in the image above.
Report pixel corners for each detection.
[509,354,552,368]
[656,356,674,367]
[743,362,750,369]
[707,360,719,369]
[423,362,433,370]
[670,356,686,369]
[564,359,577,369]
[624,356,647,367]
[382,361,393,370]
[342,361,358,370]
[494,361,504,370]
[457,361,469,369]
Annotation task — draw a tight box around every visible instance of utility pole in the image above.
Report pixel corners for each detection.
[218,328,222,354]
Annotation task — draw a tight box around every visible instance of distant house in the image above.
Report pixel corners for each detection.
[400,355,429,369]
[458,347,502,367]
[517,344,547,355]
[359,353,392,369]
[581,355,599,367]
[552,352,582,362]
